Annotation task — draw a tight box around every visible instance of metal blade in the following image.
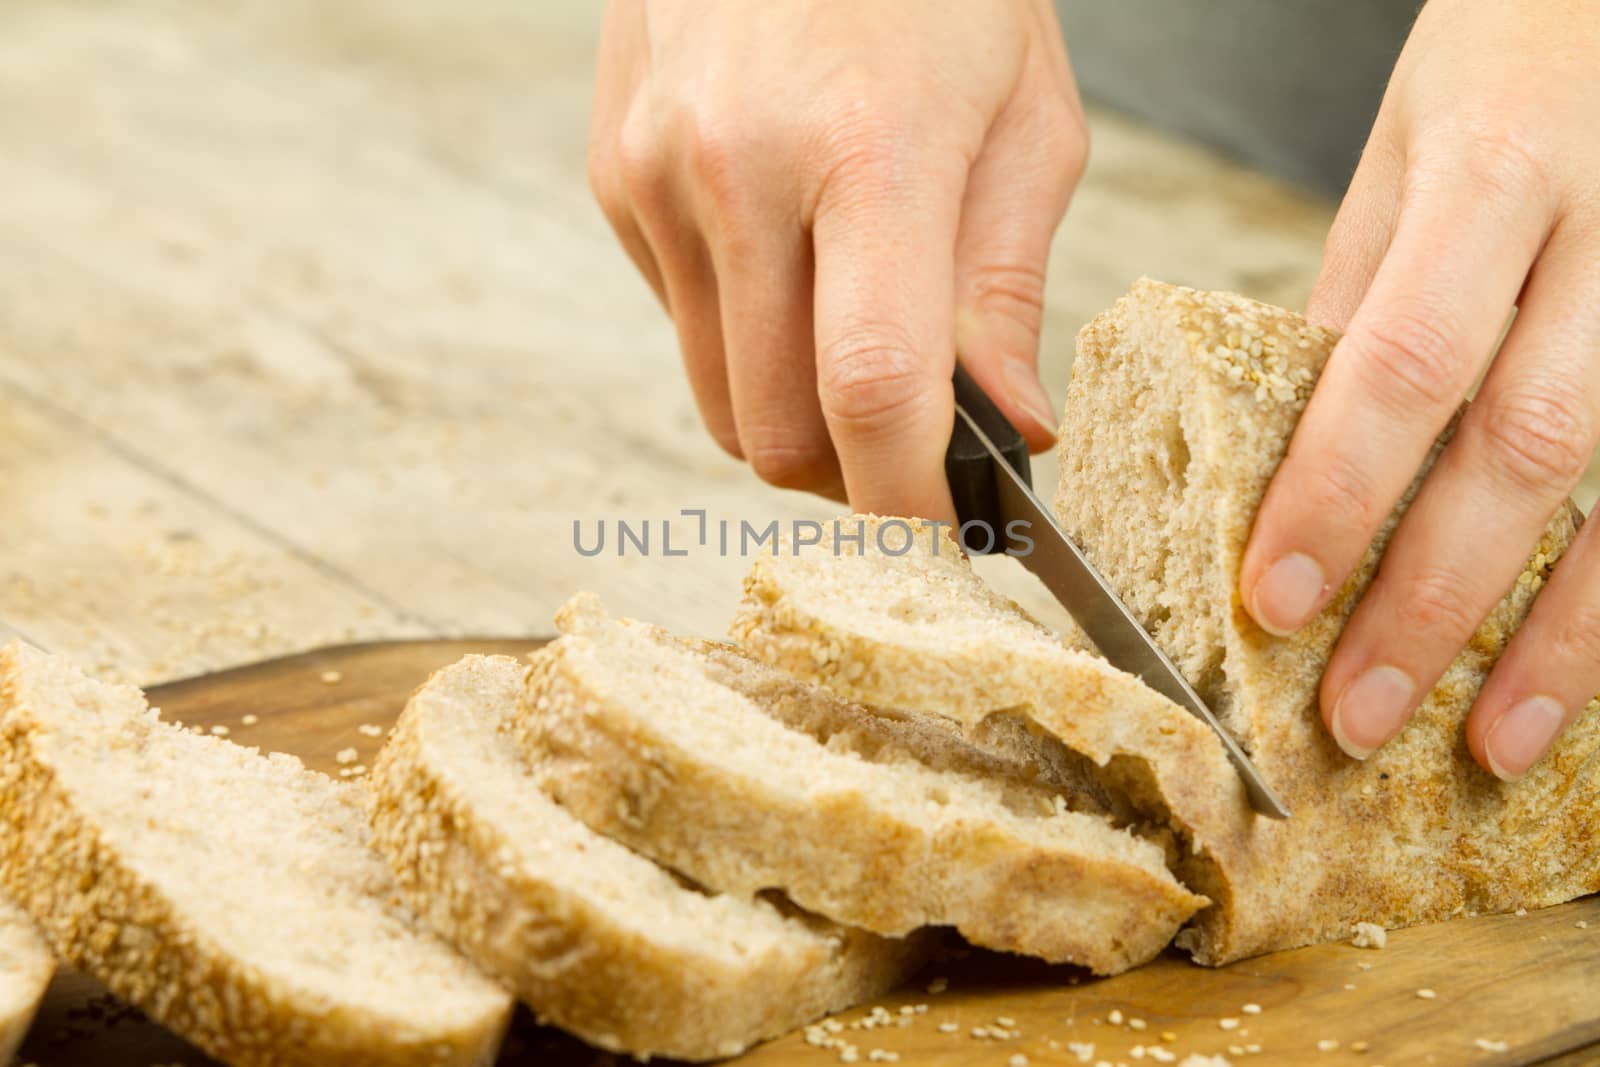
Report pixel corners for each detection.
[955,406,1290,819]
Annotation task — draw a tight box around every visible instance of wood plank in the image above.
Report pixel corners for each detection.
[17,640,1600,1066]
[0,389,420,684]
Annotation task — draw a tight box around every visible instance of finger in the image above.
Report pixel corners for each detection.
[587,0,667,306]
[953,60,1084,453]
[811,142,965,521]
[1240,155,1551,649]
[1320,220,1599,757]
[1467,510,1600,781]
[713,220,844,495]
[1303,133,1405,332]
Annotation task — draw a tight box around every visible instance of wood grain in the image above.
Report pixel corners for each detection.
[16,641,1599,1067]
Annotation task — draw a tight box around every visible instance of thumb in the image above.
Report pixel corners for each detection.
[953,80,1085,452]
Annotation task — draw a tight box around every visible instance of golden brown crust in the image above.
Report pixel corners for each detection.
[519,601,1205,975]
[0,643,512,1067]
[368,653,923,1062]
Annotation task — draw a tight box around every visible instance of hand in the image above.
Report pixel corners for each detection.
[1240,0,1600,779]
[587,0,1085,519]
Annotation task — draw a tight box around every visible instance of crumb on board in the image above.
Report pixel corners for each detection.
[240,713,259,726]
[320,669,343,685]
[335,747,359,765]
[209,724,229,736]
[1474,1037,1509,1053]
[1351,922,1387,949]
[1416,988,1437,1000]
[358,723,384,737]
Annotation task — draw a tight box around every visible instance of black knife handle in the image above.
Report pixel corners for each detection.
[946,363,1032,555]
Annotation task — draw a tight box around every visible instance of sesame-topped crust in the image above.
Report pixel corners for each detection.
[521,595,1206,976]
[367,653,923,1062]
[0,897,52,1063]
[0,642,512,1067]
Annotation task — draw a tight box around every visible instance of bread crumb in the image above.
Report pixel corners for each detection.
[926,976,948,994]
[1219,1018,1240,1030]
[1514,907,1528,917]
[240,713,259,726]
[320,670,343,685]
[996,1016,1016,1027]
[1129,1017,1147,1031]
[1473,1038,1508,1053]
[1350,1040,1370,1052]
[1351,922,1387,949]
[1066,1040,1095,1063]
[209,724,229,736]
[1148,1049,1177,1064]
[1356,962,1375,971]
[1161,1032,1177,1043]
[1241,1003,1261,1015]
[1577,920,1589,929]
[867,1051,898,1063]
[1109,1010,1125,1026]
[357,723,384,738]
[937,1022,958,1034]
[1177,1054,1227,1067]
[1416,989,1437,1000]
[1318,1039,1339,1052]
[335,747,359,765]
[1008,1055,1028,1067]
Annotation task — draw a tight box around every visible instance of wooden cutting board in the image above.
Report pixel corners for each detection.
[15,640,1600,1067]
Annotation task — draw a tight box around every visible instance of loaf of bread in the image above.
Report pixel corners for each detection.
[520,594,1205,975]
[731,279,1600,965]
[0,642,513,1067]
[0,898,51,1065]
[367,652,924,1061]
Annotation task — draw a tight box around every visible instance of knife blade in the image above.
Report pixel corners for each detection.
[946,364,1290,819]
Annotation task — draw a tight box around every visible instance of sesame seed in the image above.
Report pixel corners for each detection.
[1160,1031,1177,1043]
[1220,1018,1240,1030]
[1009,1056,1028,1067]
[240,714,259,726]
[1129,1017,1147,1031]
[938,1022,958,1034]
[1416,989,1437,1000]
[209,725,230,736]
[996,1016,1016,1027]
[320,670,343,685]
[1351,1040,1370,1052]
[1109,1010,1125,1025]
[1242,1003,1261,1015]
[1473,1038,1508,1053]
[358,723,384,737]
[1318,1039,1340,1052]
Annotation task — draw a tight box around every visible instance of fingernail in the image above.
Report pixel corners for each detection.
[1002,359,1058,437]
[1330,665,1416,759]
[1483,696,1566,781]
[1251,553,1328,636]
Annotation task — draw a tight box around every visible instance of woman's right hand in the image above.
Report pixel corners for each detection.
[588,0,1087,520]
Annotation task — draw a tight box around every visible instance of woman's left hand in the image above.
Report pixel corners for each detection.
[1239,0,1600,779]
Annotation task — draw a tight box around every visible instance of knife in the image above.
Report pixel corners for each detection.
[946,363,1290,819]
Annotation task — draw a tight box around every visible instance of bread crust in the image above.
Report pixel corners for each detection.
[519,598,1205,975]
[367,653,922,1062]
[0,642,512,1067]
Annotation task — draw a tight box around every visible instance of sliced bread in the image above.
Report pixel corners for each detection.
[0,642,512,1067]
[729,281,1600,965]
[0,898,51,1065]
[367,653,924,1062]
[517,594,1206,975]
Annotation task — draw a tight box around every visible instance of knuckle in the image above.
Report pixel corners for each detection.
[1297,454,1380,533]
[1347,305,1465,410]
[816,328,929,431]
[680,109,750,203]
[1460,124,1550,202]
[1390,565,1486,641]
[967,261,1047,333]
[1480,386,1594,494]
[616,108,668,202]
[1547,602,1600,671]
[744,437,835,491]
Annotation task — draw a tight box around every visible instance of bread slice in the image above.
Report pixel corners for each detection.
[0,642,512,1067]
[730,280,1600,965]
[367,653,924,1062]
[0,898,51,1065]
[517,595,1206,975]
